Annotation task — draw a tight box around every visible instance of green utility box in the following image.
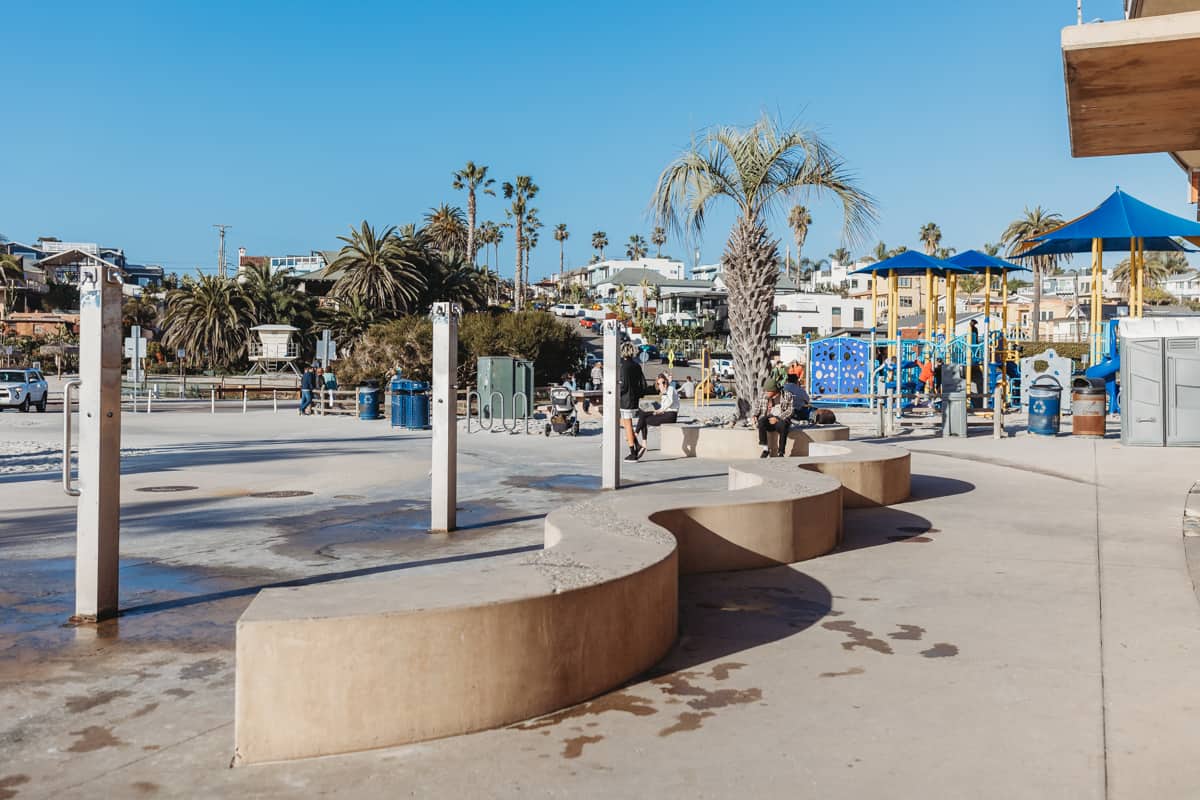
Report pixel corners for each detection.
[477,356,535,419]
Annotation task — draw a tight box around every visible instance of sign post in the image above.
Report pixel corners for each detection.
[602,320,622,490]
[316,329,337,369]
[124,326,147,386]
[431,304,459,532]
[71,262,124,622]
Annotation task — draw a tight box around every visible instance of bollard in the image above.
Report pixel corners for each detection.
[273,389,277,413]
[243,388,248,414]
[131,387,137,413]
[876,391,886,438]
[993,384,1004,439]
[885,393,894,437]
[147,390,152,415]
[211,389,215,414]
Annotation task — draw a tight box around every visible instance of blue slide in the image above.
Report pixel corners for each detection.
[1084,319,1121,414]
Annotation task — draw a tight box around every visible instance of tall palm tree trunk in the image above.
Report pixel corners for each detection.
[514,224,524,310]
[559,241,564,276]
[1031,258,1044,341]
[467,190,477,266]
[722,217,779,419]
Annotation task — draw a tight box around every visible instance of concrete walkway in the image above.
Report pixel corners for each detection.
[1,408,1197,798]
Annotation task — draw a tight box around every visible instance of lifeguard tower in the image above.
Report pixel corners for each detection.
[247,324,301,376]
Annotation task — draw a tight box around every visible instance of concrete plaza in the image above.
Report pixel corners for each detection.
[1,403,1198,798]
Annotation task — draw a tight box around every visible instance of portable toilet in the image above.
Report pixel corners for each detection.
[1120,316,1200,447]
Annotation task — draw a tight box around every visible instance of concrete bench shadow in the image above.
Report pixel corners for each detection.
[662,422,850,460]
[233,440,910,765]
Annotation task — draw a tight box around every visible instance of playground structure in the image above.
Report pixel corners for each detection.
[802,250,1029,414]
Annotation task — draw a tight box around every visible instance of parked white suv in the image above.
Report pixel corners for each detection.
[551,303,583,318]
[0,368,49,412]
[712,358,735,379]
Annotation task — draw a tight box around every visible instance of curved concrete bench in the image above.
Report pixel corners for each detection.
[234,441,908,764]
[661,422,850,460]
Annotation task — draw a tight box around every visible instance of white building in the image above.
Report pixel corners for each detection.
[807,259,871,294]
[1163,270,1200,302]
[585,258,685,287]
[772,293,872,337]
[592,268,718,311]
[1041,272,1121,299]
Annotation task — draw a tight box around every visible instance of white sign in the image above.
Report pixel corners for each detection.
[176,347,186,359]
[124,337,147,359]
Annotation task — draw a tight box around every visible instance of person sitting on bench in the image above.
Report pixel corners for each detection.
[783,373,811,423]
[635,373,680,440]
[753,379,794,458]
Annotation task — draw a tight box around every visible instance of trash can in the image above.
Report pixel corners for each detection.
[942,390,968,437]
[1027,376,1063,437]
[389,377,430,429]
[357,380,382,420]
[1070,378,1107,438]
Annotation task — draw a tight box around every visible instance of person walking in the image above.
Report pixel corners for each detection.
[635,373,680,441]
[299,364,317,416]
[590,360,603,391]
[619,342,646,461]
[753,379,794,458]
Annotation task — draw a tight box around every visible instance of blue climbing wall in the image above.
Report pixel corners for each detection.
[810,337,871,406]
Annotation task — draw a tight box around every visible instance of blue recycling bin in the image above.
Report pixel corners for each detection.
[357,382,382,420]
[1027,376,1062,437]
[390,376,430,429]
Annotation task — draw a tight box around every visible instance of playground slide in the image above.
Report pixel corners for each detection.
[1084,352,1120,414]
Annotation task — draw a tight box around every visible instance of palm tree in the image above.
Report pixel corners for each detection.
[652,115,876,408]
[452,161,496,265]
[240,261,314,328]
[422,204,468,255]
[829,246,852,265]
[323,296,377,355]
[934,246,956,260]
[0,253,25,316]
[1113,251,1189,298]
[553,223,570,277]
[502,176,538,309]
[799,256,829,288]
[591,230,608,260]
[161,273,249,370]
[1001,206,1064,340]
[416,248,489,312]
[957,275,984,306]
[983,242,1001,257]
[328,221,425,314]
[521,208,543,291]
[787,205,812,280]
[919,223,942,255]
[122,293,159,336]
[626,234,648,260]
[651,226,667,257]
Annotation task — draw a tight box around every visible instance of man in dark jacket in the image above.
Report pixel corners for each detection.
[618,342,646,461]
[299,365,317,416]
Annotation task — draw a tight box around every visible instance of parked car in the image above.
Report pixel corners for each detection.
[579,318,597,330]
[0,368,49,412]
[712,358,735,379]
[551,303,583,318]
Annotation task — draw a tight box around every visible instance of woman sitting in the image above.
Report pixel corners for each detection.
[635,373,681,440]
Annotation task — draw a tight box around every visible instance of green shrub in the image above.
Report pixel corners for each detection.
[335,311,584,388]
[1017,341,1088,367]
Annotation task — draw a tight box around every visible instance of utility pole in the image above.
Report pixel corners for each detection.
[213,224,232,279]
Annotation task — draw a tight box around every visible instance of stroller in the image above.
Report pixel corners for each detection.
[544,386,580,436]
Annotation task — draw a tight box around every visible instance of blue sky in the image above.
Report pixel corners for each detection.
[2,0,1189,279]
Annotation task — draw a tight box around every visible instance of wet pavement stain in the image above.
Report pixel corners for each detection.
[888,625,926,641]
[131,781,160,794]
[561,735,603,759]
[921,643,959,658]
[858,597,879,602]
[163,688,192,699]
[67,725,124,753]
[0,776,30,800]
[130,702,159,718]
[658,711,714,736]
[708,662,745,681]
[821,621,894,654]
[887,535,932,543]
[502,474,600,493]
[511,692,657,731]
[686,687,762,711]
[65,689,131,713]
[135,486,198,493]
[819,667,865,678]
[179,658,223,680]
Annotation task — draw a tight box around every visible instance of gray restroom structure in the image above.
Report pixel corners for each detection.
[1120,317,1200,447]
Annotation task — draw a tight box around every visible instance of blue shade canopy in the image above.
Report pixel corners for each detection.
[1015,187,1200,257]
[1013,236,1192,259]
[947,249,1030,274]
[850,249,974,277]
